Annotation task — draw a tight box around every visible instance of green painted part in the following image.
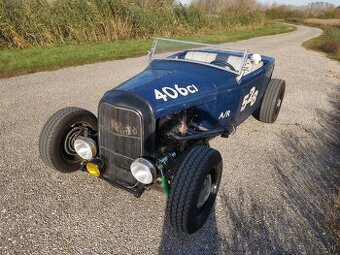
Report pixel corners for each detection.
[161,176,170,198]
[157,162,165,170]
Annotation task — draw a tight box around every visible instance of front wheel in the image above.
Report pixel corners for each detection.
[256,79,286,123]
[39,107,97,173]
[168,145,222,234]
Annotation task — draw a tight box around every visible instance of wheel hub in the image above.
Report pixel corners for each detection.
[276,98,282,108]
[197,174,214,209]
[63,126,84,156]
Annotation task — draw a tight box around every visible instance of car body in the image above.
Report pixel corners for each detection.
[98,39,274,192]
[39,38,285,234]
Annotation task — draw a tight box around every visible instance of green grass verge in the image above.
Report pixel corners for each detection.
[0,22,295,78]
[303,26,340,62]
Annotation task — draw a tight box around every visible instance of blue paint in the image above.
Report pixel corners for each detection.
[115,53,275,129]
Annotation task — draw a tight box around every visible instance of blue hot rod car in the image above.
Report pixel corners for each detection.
[39,38,285,234]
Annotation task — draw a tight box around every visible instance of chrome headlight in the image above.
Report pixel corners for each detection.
[130,158,156,184]
[74,136,97,160]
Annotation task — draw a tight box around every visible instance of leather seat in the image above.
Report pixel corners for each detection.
[184,51,217,63]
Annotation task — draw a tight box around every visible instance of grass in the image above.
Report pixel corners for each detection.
[286,18,340,62]
[303,26,340,62]
[304,18,340,28]
[0,22,295,78]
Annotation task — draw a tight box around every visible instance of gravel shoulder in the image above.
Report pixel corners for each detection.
[0,24,339,255]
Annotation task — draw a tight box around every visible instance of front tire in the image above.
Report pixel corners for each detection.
[168,145,222,234]
[39,107,97,173]
[257,79,286,123]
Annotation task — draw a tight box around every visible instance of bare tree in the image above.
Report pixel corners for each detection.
[306,1,335,16]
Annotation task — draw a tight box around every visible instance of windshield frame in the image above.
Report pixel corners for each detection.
[149,38,249,76]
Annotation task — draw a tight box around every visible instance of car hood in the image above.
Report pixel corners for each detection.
[115,60,236,117]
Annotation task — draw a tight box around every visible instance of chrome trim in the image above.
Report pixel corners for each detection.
[130,158,156,184]
[74,136,97,160]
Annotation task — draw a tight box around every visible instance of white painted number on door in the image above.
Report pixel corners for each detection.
[240,86,259,112]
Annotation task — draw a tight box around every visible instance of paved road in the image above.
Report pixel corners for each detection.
[0,25,339,255]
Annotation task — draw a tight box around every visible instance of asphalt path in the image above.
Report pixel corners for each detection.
[0,24,339,254]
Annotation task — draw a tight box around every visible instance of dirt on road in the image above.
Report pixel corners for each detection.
[0,24,339,255]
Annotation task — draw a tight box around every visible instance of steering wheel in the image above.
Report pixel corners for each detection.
[210,60,236,71]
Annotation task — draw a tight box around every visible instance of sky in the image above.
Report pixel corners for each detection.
[178,0,340,6]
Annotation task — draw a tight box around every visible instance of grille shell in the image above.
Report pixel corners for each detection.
[98,103,143,186]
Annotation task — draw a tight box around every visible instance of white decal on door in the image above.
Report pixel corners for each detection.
[240,86,259,112]
[218,110,231,119]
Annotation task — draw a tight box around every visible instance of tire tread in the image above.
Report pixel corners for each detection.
[258,79,286,123]
[39,107,97,172]
[168,145,222,234]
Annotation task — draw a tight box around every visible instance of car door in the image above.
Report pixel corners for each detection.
[236,67,268,124]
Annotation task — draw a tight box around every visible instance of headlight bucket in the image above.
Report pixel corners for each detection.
[74,136,97,160]
[130,158,156,184]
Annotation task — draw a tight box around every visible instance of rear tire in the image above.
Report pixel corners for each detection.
[168,145,222,234]
[39,107,97,173]
[257,79,286,123]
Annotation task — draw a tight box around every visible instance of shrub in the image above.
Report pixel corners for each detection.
[319,40,340,54]
[0,0,266,49]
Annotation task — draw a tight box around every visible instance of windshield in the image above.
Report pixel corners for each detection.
[149,38,248,75]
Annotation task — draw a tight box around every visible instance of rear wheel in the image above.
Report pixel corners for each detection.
[168,145,222,234]
[39,107,97,172]
[257,79,286,123]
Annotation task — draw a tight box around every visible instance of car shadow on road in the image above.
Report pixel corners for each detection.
[218,89,340,254]
[158,89,339,255]
[218,187,296,254]
[158,208,220,255]
[267,95,339,254]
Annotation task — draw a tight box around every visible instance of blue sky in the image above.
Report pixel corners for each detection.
[178,0,340,6]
